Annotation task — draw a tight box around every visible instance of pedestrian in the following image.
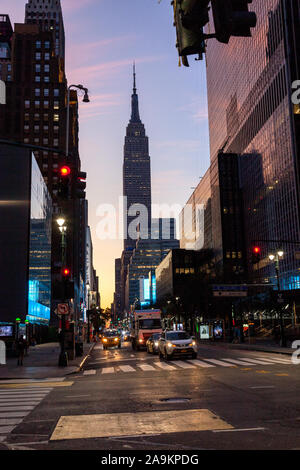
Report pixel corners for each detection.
[17,336,26,366]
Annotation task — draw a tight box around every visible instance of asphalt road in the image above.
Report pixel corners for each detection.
[1,341,300,451]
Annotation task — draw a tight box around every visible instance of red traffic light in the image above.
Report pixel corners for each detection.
[62,268,70,277]
[60,166,71,177]
[253,246,261,254]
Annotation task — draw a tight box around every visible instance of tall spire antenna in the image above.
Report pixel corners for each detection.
[133,61,137,94]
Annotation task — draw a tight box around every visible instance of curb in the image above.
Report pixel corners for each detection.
[75,342,96,373]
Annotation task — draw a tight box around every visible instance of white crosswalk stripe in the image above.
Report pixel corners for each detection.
[0,387,52,444]
[137,364,156,371]
[188,359,216,368]
[238,357,277,365]
[256,356,291,364]
[83,354,297,377]
[119,365,136,373]
[221,358,257,366]
[203,359,236,367]
[175,361,196,369]
[101,367,115,374]
[154,362,176,371]
[83,370,96,376]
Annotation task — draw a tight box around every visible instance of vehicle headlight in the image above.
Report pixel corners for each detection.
[139,339,143,343]
[154,342,159,347]
[103,339,108,343]
[115,338,118,342]
[192,341,196,346]
[167,342,176,348]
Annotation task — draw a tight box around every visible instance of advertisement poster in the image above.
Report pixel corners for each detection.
[200,325,210,339]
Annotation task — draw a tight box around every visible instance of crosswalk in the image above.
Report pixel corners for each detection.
[0,387,53,444]
[82,355,296,376]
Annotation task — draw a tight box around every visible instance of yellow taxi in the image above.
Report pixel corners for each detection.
[102,330,121,350]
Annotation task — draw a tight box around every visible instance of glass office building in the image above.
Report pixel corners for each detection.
[205,0,300,290]
[28,157,52,324]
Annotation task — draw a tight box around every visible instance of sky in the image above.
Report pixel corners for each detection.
[6,0,210,308]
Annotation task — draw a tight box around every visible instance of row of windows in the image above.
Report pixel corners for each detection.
[35,52,51,61]
[24,137,59,146]
[35,40,50,49]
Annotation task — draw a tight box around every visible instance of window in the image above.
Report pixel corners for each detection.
[34,100,40,109]
[24,113,29,121]
[36,41,41,49]
[54,114,59,122]
[35,64,41,73]
[34,125,40,133]
[53,101,59,110]
[25,100,30,109]
[44,64,50,73]
[35,88,40,96]
[53,138,59,147]
[45,52,50,61]
[54,89,59,97]
[34,113,40,121]
[35,76,41,83]
[44,89,49,97]
[45,41,50,49]
[44,76,50,83]
[44,101,49,109]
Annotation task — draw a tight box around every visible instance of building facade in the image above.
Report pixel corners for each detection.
[205,0,300,291]
[0,145,52,345]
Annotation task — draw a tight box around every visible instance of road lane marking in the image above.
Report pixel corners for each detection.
[119,365,135,373]
[0,401,41,406]
[188,359,216,368]
[255,370,271,374]
[250,386,275,389]
[0,406,35,412]
[204,359,236,367]
[221,358,255,366]
[137,364,156,371]
[0,426,16,434]
[174,361,196,369]
[0,378,65,384]
[212,427,265,433]
[50,409,233,440]
[101,367,115,374]
[154,362,176,371]
[83,370,96,376]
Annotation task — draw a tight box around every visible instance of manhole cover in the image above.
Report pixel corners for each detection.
[160,398,191,404]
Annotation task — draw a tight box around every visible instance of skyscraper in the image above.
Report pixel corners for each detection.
[123,65,152,251]
[205,0,300,291]
[25,0,65,59]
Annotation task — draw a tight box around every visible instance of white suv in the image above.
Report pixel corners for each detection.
[158,330,197,360]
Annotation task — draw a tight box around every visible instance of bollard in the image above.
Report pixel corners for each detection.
[0,340,6,365]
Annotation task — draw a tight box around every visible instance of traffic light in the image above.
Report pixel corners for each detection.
[62,267,71,277]
[73,171,87,199]
[211,0,257,44]
[251,246,261,264]
[172,0,209,66]
[58,165,72,199]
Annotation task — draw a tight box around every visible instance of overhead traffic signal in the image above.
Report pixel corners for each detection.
[73,171,87,199]
[251,246,261,264]
[58,165,72,199]
[172,0,209,66]
[211,0,257,44]
[62,267,71,277]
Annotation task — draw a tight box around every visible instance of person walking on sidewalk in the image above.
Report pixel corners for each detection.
[17,336,26,366]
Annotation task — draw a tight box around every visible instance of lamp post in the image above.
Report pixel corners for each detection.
[269,250,286,347]
[66,84,90,157]
[86,282,91,343]
[57,217,69,366]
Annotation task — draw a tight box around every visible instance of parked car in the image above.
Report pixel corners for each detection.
[101,330,121,350]
[158,330,197,360]
[146,333,161,355]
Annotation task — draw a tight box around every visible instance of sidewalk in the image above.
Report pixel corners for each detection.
[197,337,296,355]
[0,342,95,380]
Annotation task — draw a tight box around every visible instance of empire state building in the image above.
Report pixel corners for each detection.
[123,66,152,251]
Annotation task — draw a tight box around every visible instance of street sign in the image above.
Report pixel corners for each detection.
[213,291,248,297]
[57,303,69,315]
[212,285,248,297]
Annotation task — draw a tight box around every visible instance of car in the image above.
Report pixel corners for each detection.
[158,330,197,360]
[146,333,161,354]
[101,330,121,350]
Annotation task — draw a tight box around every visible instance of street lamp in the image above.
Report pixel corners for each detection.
[269,250,286,347]
[57,218,68,367]
[66,84,90,157]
